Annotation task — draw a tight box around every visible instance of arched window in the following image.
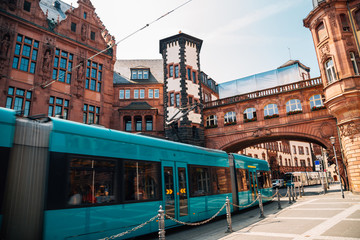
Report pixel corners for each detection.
[206,115,217,127]
[124,116,131,131]
[134,116,142,131]
[316,22,327,42]
[243,107,256,121]
[262,152,266,160]
[224,111,236,124]
[310,94,324,109]
[286,99,302,113]
[350,52,359,75]
[264,104,279,117]
[145,116,153,131]
[324,58,337,83]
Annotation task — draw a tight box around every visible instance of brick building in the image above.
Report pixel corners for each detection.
[304,0,360,194]
[0,0,116,127]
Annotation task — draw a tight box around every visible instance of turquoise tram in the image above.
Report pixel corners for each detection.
[0,107,272,239]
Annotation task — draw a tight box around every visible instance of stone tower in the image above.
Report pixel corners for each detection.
[159,33,204,146]
[304,0,360,194]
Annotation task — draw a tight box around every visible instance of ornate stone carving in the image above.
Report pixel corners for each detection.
[319,44,330,62]
[41,38,55,75]
[320,122,334,138]
[81,24,87,41]
[252,128,271,138]
[339,121,360,138]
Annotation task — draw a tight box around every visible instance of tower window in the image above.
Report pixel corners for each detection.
[316,22,327,42]
[324,58,337,83]
[23,1,31,12]
[71,22,77,32]
[350,52,359,75]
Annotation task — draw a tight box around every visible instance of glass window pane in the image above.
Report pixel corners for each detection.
[30,62,36,73]
[31,49,38,61]
[22,45,31,57]
[124,161,161,201]
[68,158,116,206]
[20,58,29,71]
[6,97,12,109]
[12,57,19,69]
[8,87,14,95]
[14,97,23,111]
[15,44,21,55]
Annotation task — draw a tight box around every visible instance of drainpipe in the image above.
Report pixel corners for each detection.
[347,0,360,55]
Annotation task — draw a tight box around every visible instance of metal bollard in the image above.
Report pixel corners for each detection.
[225,196,233,233]
[295,185,298,200]
[276,188,282,209]
[291,186,295,202]
[158,205,165,240]
[287,186,292,204]
[258,191,265,218]
[302,185,305,196]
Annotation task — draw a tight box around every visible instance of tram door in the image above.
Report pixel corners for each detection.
[162,161,189,222]
[249,170,258,201]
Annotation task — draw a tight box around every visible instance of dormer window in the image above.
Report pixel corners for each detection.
[131,69,149,80]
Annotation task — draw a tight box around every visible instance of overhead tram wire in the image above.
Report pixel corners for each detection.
[37,0,193,90]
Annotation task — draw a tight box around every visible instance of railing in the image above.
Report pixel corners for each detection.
[205,77,322,109]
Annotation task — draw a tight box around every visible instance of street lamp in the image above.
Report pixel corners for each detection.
[330,136,344,198]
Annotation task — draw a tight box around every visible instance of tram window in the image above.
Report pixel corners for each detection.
[211,167,231,194]
[236,169,250,191]
[124,161,161,201]
[257,171,271,189]
[68,158,116,206]
[189,166,211,196]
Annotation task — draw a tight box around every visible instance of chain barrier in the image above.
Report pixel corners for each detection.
[262,192,278,200]
[278,190,288,198]
[230,195,259,209]
[100,188,298,239]
[165,203,226,226]
[99,214,158,240]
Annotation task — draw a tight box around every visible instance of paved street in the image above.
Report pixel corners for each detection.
[142,183,360,240]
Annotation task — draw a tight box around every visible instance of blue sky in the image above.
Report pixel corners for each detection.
[63,0,319,83]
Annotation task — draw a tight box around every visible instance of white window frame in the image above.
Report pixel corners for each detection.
[286,99,302,112]
[325,58,337,84]
[134,89,139,99]
[125,89,130,99]
[119,89,124,99]
[224,111,236,123]
[148,89,153,98]
[264,104,278,116]
[350,52,359,75]
[154,89,159,98]
[140,89,145,99]
[206,115,217,127]
[309,94,323,108]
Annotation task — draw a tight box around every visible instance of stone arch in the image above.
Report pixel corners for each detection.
[218,132,331,153]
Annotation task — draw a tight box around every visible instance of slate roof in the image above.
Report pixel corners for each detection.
[114,59,164,85]
[120,102,156,110]
[39,0,72,22]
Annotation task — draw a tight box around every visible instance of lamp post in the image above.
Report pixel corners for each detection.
[330,136,344,198]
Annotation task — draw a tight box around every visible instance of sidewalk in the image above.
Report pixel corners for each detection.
[222,184,360,240]
[147,184,360,240]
